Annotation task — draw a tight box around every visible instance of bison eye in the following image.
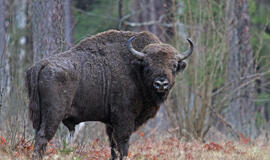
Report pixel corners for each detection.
[172,62,178,73]
[177,61,187,71]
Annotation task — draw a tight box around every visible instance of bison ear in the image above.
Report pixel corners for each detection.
[131,59,145,75]
[177,60,187,72]
[131,59,144,67]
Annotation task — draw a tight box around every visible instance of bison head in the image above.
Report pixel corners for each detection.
[128,36,193,103]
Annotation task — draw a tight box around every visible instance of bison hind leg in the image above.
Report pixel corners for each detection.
[32,129,48,160]
[32,106,65,159]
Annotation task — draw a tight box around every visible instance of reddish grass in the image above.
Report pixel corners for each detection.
[0,134,269,160]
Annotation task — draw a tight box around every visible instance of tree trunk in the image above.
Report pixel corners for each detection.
[0,0,6,112]
[64,0,73,48]
[226,0,257,138]
[32,0,74,140]
[32,0,66,61]
[0,0,34,141]
[0,0,6,62]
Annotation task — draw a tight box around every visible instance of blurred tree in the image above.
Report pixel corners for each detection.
[248,0,270,134]
[258,0,270,5]
[131,0,176,42]
[32,0,66,61]
[0,0,6,64]
[64,0,73,47]
[226,0,257,138]
[0,0,34,144]
[0,0,6,112]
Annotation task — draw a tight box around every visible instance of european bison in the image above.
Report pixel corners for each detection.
[26,30,193,160]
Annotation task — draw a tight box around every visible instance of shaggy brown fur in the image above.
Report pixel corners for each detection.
[25,30,191,160]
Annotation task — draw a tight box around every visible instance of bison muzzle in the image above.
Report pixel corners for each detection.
[26,30,193,160]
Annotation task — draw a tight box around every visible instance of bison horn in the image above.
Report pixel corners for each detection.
[128,36,145,59]
[177,38,194,61]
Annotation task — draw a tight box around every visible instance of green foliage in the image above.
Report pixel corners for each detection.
[180,0,225,24]
[255,112,265,127]
[249,0,270,63]
[180,0,227,90]
[73,0,119,43]
[249,0,270,25]
[58,139,75,155]
[249,1,270,121]
[72,156,83,160]
[72,0,131,43]
[248,0,256,15]
[254,93,270,128]
[255,93,270,106]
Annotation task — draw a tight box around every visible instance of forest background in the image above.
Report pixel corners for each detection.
[0,0,270,159]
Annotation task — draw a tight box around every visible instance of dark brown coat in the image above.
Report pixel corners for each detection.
[26,30,192,160]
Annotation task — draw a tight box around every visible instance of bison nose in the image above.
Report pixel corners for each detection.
[153,78,169,93]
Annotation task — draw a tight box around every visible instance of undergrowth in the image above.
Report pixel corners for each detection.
[0,133,269,160]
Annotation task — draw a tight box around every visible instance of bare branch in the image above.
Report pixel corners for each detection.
[118,0,123,20]
[123,15,165,27]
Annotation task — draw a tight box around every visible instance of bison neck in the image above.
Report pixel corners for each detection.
[135,87,166,129]
[132,67,168,129]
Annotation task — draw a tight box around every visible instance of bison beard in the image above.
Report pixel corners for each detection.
[26,30,193,160]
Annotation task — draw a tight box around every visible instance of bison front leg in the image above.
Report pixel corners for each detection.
[106,125,117,160]
[113,121,134,160]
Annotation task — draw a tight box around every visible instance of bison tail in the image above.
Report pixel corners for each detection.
[25,60,48,131]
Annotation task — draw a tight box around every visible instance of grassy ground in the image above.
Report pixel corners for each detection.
[0,134,269,160]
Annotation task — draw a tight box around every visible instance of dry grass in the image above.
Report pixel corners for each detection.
[0,134,269,160]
